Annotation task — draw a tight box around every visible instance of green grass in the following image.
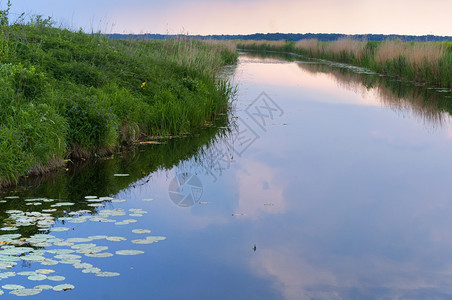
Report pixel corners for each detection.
[0,9,237,186]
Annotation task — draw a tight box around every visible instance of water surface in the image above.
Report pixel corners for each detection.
[2,53,452,299]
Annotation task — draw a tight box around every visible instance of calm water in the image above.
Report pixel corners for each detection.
[2,53,452,299]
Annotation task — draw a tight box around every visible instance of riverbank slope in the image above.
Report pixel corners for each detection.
[0,19,237,186]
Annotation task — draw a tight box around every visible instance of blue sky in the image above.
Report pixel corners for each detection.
[7,0,452,35]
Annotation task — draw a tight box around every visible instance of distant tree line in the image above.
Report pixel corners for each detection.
[107,32,452,42]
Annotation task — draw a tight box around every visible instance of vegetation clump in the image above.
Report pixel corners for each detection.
[0,4,237,186]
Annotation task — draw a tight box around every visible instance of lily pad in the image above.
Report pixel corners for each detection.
[28,274,47,281]
[95,272,120,277]
[82,267,101,274]
[51,227,71,232]
[2,284,25,290]
[53,284,74,292]
[85,252,114,258]
[47,275,65,281]
[115,250,144,256]
[66,238,93,243]
[34,285,53,290]
[10,288,42,296]
[88,235,107,240]
[106,236,126,242]
[35,269,55,275]
[73,262,92,269]
[132,229,151,234]
[54,254,81,260]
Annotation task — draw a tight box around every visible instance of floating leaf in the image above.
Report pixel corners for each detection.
[2,284,25,290]
[18,271,37,276]
[0,227,18,231]
[53,284,74,292]
[73,262,92,269]
[95,272,120,277]
[35,269,55,275]
[71,243,97,250]
[41,258,59,266]
[28,274,47,281]
[85,252,113,258]
[132,229,151,234]
[115,250,144,256]
[10,288,42,296]
[54,254,81,260]
[82,267,101,274]
[47,276,65,281]
[66,238,93,243]
[131,236,166,244]
[47,249,75,255]
[88,235,108,240]
[51,227,71,232]
[34,285,53,290]
[106,236,126,242]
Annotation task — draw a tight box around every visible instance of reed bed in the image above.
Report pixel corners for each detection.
[238,38,452,87]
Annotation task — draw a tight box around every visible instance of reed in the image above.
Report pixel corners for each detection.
[239,38,452,87]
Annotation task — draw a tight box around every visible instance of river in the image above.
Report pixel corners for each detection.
[1,52,452,299]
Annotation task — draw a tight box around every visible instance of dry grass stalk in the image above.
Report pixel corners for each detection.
[375,40,445,70]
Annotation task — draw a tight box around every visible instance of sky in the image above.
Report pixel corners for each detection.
[7,0,452,36]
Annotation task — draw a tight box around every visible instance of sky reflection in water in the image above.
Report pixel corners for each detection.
[3,53,452,299]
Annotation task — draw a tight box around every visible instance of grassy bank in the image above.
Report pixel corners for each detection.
[237,39,452,88]
[0,12,237,186]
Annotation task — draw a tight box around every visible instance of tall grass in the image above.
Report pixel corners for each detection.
[238,38,452,87]
[0,8,237,186]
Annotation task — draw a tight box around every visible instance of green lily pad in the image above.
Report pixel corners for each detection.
[51,227,71,232]
[106,236,126,242]
[53,284,74,292]
[10,288,42,296]
[132,229,151,234]
[2,284,25,290]
[73,262,93,269]
[115,250,144,256]
[95,272,120,277]
[35,269,55,274]
[82,267,101,274]
[88,235,108,240]
[34,285,53,290]
[28,274,47,281]
[85,252,114,258]
[54,254,81,260]
[47,275,65,281]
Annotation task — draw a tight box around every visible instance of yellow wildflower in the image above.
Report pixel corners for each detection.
[141,82,146,88]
